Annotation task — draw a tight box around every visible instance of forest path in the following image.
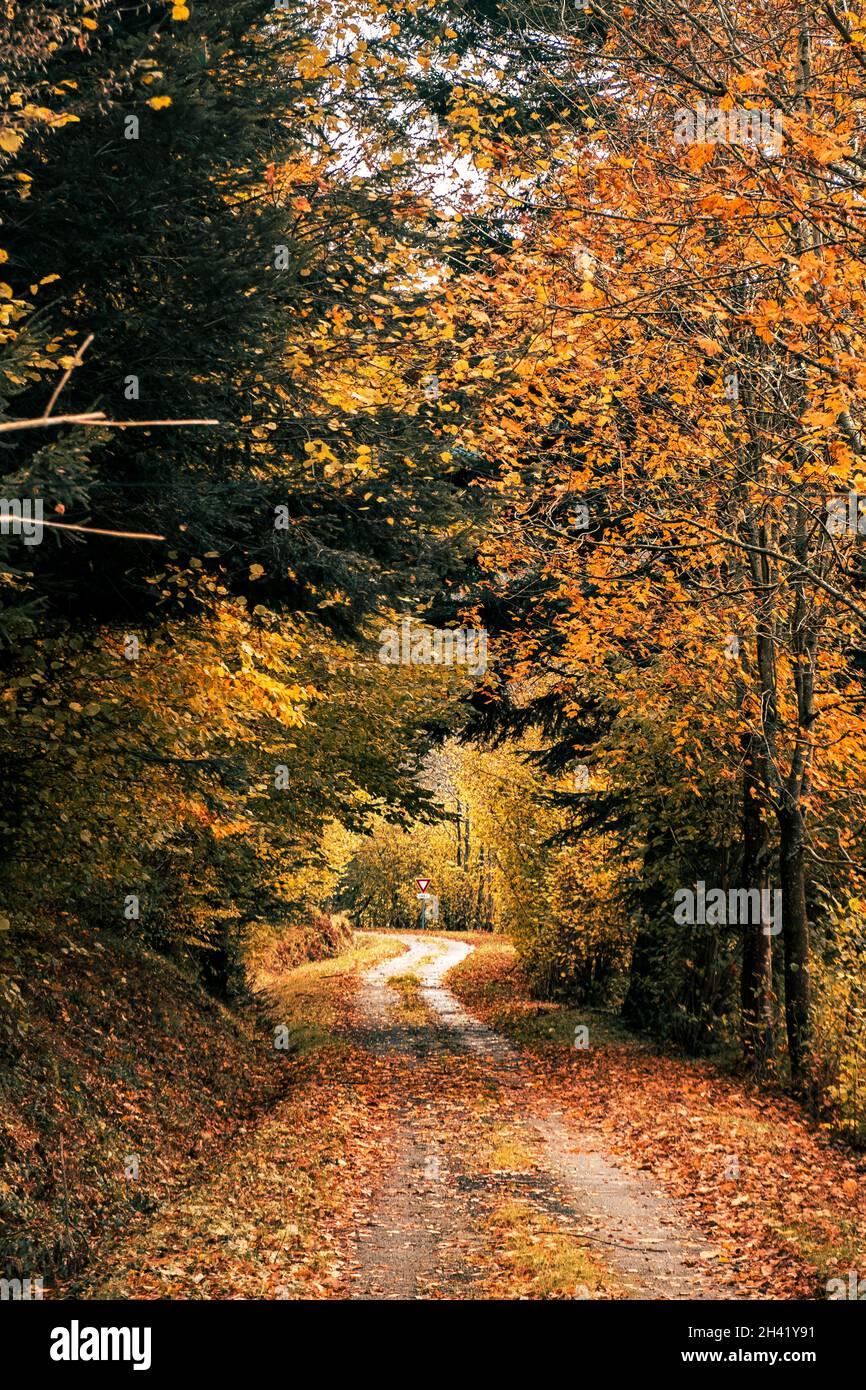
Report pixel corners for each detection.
[57,931,732,1301]
[348,932,722,1300]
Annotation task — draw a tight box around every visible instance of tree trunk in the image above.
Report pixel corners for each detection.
[778,803,811,1085]
[740,763,774,1073]
[621,921,656,1030]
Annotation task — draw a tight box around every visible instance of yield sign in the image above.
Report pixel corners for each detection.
[416,878,431,893]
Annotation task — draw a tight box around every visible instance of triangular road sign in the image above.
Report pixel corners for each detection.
[416,878,431,893]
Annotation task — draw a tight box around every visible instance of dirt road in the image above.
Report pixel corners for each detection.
[350,933,721,1300]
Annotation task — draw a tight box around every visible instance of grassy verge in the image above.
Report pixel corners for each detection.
[255,931,405,1056]
[447,937,639,1051]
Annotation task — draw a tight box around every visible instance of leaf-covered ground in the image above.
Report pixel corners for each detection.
[58,933,619,1300]
[450,942,866,1299]
[0,927,287,1283]
[39,931,866,1301]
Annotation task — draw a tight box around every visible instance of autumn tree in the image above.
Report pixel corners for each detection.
[445,0,866,1086]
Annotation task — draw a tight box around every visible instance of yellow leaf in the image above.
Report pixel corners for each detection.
[0,130,23,155]
[171,3,191,18]
[147,96,172,111]
[249,563,265,580]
